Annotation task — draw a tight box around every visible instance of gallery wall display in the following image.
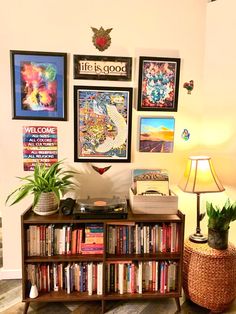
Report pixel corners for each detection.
[74,55,132,81]
[137,57,180,112]
[10,50,67,120]
[74,86,133,162]
[139,117,175,153]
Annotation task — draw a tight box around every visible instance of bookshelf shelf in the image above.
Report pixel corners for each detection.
[25,255,104,263]
[106,253,181,261]
[21,207,185,314]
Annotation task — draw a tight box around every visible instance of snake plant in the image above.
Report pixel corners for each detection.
[206,199,236,231]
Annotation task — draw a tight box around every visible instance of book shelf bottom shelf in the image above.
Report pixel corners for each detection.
[23,290,181,302]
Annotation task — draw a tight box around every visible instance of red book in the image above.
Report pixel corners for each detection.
[162,224,167,253]
[131,263,135,293]
[71,229,78,255]
[76,229,82,254]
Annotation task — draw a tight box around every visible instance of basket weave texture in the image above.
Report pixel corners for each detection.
[183,239,236,313]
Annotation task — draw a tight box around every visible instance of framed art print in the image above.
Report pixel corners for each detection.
[74,86,133,162]
[138,57,180,111]
[10,50,67,120]
[73,55,132,81]
[139,117,175,153]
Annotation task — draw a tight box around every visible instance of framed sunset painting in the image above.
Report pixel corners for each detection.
[10,50,67,120]
[139,117,175,153]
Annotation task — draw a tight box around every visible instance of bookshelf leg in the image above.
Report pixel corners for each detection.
[23,302,30,314]
[101,300,105,314]
[175,297,181,312]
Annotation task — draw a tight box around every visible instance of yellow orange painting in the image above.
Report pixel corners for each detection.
[139,117,175,153]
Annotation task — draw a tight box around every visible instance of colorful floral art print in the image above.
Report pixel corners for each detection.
[74,86,132,162]
[138,57,180,111]
[11,51,67,120]
[139,117,175,153]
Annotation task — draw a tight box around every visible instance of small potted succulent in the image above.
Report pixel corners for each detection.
[6,160,76,215]
[206,199,236,249]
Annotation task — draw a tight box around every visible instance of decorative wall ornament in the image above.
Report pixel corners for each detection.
[183,80,194,94]
[92,165,111,175]
[91,27,112,51]
[181,129,190,141]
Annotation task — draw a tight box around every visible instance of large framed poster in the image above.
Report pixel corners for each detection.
[74,86,133,162]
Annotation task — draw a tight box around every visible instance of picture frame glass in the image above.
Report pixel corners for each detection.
[138,57,180,111]
[11,51,67,120]
[74,86,132,162]
[139,117,175,153]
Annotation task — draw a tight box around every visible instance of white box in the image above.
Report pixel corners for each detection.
[129,188,178,214]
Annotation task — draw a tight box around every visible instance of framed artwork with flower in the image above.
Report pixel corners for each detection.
[74,86,133,162]
[137,57,180,111]
[10,50,67,120]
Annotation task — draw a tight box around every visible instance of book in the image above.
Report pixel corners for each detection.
[97,263,103,295]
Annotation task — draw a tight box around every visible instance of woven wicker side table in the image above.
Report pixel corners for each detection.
[183,239,236,313]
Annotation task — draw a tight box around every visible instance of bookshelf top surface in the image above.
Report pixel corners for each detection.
[22,206,183,224]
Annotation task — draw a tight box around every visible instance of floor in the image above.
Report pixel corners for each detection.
[0,219,236,313]
[1,279,236,314]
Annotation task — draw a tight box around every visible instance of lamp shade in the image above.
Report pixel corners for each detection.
[178,156,225,194]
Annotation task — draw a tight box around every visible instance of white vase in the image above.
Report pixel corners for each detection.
[29,284,38,298]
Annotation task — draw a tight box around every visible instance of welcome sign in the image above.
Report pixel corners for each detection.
[74,55,132,81]
[23,126,58,171]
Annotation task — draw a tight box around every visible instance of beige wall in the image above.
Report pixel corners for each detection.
[0,0,235,278]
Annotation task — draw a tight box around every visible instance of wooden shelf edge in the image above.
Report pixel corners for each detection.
[106,253,181,261]
[23,292,103,302]
[25,255,104,263]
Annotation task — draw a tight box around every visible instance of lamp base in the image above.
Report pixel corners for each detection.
[189,233,207,243]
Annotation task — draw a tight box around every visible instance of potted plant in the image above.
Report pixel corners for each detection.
[6,160,76,215]
[206,199,236,249]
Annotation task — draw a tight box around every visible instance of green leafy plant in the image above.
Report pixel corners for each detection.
[6,160,76,208]
[206,199,236,231]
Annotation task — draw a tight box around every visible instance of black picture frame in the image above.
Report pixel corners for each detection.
[10,50,67,120]
[73,55,132,81]
[74,85,133,162]
[137,56,180,112]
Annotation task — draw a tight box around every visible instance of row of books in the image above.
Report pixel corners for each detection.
[27,262,103,295]
[107,223,180,255]
[107,261,177,294]
[26,224,104,257]
[26,260,177,296]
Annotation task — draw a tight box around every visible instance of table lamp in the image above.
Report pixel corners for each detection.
[178,156,225,243]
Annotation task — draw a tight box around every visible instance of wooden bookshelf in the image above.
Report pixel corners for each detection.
[21,206,185,314]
